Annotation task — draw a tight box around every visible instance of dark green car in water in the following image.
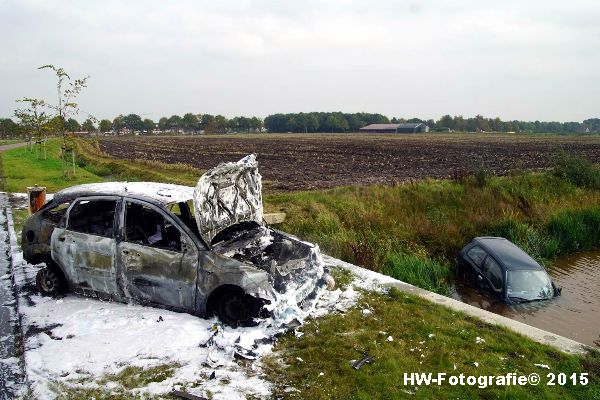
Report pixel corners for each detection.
[458,237,561,304]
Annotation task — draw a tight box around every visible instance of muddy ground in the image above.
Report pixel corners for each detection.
[99,134,600,192]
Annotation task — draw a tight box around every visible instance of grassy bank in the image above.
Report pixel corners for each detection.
[264,288,599,399]
[3,139,599,294]
[75,139,200,186]
[0,138,200,193]
[265,166,600,294]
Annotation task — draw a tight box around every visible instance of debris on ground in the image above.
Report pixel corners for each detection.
[352,355,375,370]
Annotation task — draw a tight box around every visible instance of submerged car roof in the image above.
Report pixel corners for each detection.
[53,182,195,205]
[471,237,543,271]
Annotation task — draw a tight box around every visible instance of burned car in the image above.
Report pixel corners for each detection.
[22,155,329,325]
[457,237,560,304]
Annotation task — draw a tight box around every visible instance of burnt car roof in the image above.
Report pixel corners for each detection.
[471,237,543,271]
[52,182,194,205]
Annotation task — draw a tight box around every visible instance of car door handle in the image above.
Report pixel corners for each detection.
[133,277,157,287]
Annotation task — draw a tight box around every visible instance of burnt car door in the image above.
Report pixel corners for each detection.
[51,197,119,296]
[117,199,199,311]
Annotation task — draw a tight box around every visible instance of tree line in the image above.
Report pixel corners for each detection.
[2,112,599,138]
[264,112,600,134]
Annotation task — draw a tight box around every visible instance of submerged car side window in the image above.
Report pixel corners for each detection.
[467,246,487,267]
[68,199,117,238]
[125,202,182,252]
[482,256,503,291]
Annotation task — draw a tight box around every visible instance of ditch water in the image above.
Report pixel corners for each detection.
[450,251,600,348]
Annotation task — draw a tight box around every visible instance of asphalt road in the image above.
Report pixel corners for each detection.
[0,142,27,152]
[0,194,26,398]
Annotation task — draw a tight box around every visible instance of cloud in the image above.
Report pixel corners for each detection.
[1,0,599,121]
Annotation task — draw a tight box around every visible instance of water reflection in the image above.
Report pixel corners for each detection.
[451,252,600,348]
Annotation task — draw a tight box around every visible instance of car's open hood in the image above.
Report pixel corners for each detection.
[193,154,264,244]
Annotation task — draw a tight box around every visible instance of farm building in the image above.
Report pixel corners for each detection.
[359,123,430,133]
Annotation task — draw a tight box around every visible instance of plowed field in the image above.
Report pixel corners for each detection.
[99,134,600,191]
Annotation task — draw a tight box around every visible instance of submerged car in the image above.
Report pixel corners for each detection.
[457,237,560,304]
[22,155,329,325]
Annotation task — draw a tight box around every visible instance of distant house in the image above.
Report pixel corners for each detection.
[359,123,429,133]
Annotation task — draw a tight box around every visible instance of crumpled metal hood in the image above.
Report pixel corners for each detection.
[193,154,264,243]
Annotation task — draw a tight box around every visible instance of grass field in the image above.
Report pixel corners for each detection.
[2,135,599,398]
[264,288,600,399]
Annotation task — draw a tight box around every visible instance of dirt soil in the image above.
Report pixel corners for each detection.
[99,134,600,192]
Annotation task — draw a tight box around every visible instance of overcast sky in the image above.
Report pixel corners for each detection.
[1,0,598,122]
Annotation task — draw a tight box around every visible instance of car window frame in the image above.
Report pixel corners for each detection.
[64,195,120,239]
[121,198,197,254]
[481,255,504,293]
[466,245,488,269]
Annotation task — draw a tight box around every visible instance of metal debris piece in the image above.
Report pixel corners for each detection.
[199,326,219,348]
[234,346,258,360]
[171,390,208,400]
[352,355,374,370]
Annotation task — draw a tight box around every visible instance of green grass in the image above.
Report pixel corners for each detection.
[265,171,600,292]
[1,139,102,192]
[382,252,452,294]
[75,139,201,186]
[0,138,201,194]
[3,138,599,294]
[51,364,178,399]
[264,289,600,399]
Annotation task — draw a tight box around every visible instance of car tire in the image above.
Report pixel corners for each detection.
[36,267,65,296]
[215,290,261,327]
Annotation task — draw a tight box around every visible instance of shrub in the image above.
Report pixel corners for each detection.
[552,153,600,189]
[381,252,451,294]
[487,218,558,260]
[470,162,491,187]
[546,208,600,255]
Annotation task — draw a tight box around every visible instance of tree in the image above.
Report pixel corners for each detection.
[0,118,19,138]
[82,118,96,133]
[474,115,490,132]
[143,118,155,134]
[38,65,89,142]
[249,117,262,132]
[158,117,169,132]
[99,119,112,133]
[438,114,454,130]
[113,115,125,133]
[65,118,80,132]
[167,115,183,132]
[215,115,228,133]
[228,117,239,132]
[123,113,144,132]
[182,113,199,133]
[200,114,215,132]
[14,98,49,142]
[323,114,348,133]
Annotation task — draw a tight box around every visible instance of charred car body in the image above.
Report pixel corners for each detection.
[457,237,560,304]
[22,155,329,325]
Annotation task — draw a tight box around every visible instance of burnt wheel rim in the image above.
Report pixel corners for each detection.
[38,269,60,293]
[223,294,251,323]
